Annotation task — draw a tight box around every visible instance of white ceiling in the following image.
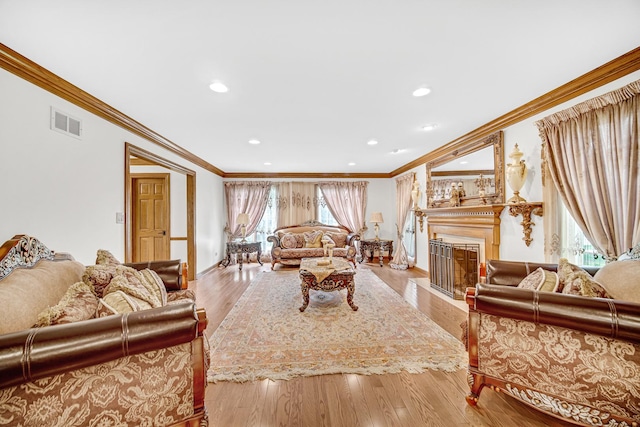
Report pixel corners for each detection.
[2,0,639,174]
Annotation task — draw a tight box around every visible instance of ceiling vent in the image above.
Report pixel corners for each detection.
[50,107,82,139]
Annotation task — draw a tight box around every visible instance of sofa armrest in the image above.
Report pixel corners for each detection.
[466,283,640,342]
[0,301,200,388]
[346,233,360,248]
[267,234,281,248]
[124,259,186,291]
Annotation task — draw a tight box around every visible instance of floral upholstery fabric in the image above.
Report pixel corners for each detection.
[0,343,195,427]
[477,313,640,424]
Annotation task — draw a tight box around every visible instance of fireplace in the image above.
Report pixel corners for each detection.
[429,239,479,300]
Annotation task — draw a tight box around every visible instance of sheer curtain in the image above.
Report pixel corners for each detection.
[535,79,640,260]
[276,182,316,227]
[223,181,272,241]
[390,173,415,270]
[317,181,368,235]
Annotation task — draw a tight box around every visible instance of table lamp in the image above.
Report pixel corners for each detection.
[370,212,384,241]
[237,213,249,242]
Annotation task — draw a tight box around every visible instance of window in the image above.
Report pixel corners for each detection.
[559,202,606,268]
[403,210,416,259]
[316,188,338,225]
[245,186,277,253]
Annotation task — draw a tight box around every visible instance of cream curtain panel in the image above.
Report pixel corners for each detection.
[224,181,272,241]
[390,173,415,270]
[276,182,316,227]
[535,79,640,260]
[317,181,368,236]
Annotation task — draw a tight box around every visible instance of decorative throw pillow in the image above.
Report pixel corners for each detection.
[104,266,162,308]
[294,233,305,248]
[166,289,196,304]
[303,231,323,248]
[557,258,610,298]
[83,264,118,298]
[96,289,153,317]
[321,233,336,246]
[537,269,560,292]
[517,267,544,290]
[95,249,121,266]
[593,260,640,302]
[325,232,347,248]
[281,232,298,249]
[33,282,99,327]
[138,268,168,306]
[561,269,611,298]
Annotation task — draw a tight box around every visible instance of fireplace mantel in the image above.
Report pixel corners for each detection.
[416,205,505,262]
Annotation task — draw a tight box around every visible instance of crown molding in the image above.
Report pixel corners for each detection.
[392,46,640,176]
[222,172,392,179]
[2,42,638,179]
[0,43,225,177]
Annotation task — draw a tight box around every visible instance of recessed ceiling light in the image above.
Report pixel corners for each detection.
[264,162,272,166]
[348,162,356,166]
[367,139,378,146]
[209,81,228,93]
[421,124,439,131]
[460,161,469,165]
[248,139,261,145]
[391,149,405,154]
[413,86,431,97]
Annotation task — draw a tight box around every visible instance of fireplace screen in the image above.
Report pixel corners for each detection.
[429,239,479,300]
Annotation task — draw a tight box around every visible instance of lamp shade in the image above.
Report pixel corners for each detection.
[236,213,250,225]
[369,212,384,223]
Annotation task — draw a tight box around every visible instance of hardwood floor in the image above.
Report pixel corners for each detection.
[190,260,573,427]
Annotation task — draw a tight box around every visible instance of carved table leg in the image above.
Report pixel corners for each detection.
[257,248,263,266]
[346,279,358,311]
[299,281,310,312]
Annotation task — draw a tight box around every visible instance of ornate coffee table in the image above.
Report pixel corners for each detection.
[298,258,357,312]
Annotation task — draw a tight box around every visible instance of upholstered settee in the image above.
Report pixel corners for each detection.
[464,258,640,427]
[267,220,360,269]
[0,235,209,427]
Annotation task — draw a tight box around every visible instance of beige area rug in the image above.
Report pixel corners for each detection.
[207,269,467,383]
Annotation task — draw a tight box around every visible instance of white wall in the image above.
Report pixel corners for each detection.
[0,68,226,273]
[411,70,640,271]
[3,64,637,273]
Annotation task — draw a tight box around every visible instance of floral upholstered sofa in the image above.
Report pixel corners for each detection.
[0,235,208,427]
[267,220,360,269]
[465,256,640,426]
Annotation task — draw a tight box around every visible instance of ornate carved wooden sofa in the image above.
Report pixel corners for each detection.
[465,258,640,426]
[0,235,209,426]
[267,220,360,269]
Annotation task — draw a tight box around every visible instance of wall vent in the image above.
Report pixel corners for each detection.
[50,107,82,139]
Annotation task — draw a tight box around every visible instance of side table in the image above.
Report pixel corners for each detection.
[221,241,263,271]
[359,239,393,267]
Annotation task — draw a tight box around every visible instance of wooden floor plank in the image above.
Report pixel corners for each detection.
[197,260,574,426]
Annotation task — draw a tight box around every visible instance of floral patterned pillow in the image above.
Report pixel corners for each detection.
[303,231,323,248]
[558,258,610,298]
[517,267,559,292]
[33,282,99,327]
[95,249,121,266]
[281,233,298,249]
[517,267,543,290]
[324,232,347,248]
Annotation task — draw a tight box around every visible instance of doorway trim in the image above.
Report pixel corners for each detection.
[125,143,197,280]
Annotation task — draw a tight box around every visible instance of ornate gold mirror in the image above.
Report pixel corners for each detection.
[426,131,505,208]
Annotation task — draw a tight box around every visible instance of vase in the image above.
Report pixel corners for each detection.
[506,144,528,203]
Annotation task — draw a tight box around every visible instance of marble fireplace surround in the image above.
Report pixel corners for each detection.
[417,205,505,270]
